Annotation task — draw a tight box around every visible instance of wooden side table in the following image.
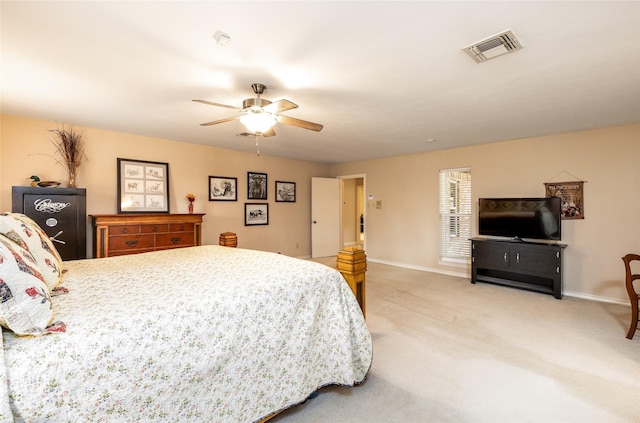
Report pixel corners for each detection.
[337,247,366,317]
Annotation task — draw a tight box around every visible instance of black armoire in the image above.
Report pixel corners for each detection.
[12,186,87,260]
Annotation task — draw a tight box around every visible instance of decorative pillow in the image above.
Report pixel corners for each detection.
[0,236,58,336]
[0,212,63,290]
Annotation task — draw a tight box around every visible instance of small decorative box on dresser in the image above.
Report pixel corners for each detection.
[91,214,204,258]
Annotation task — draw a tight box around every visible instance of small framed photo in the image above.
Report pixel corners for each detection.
[209,176,237,201]
[248,172,267,200]
[245,203,269,226]
[275,181,296,202]
[117,158,169,213]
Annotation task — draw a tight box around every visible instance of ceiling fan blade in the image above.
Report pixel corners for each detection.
[192,99,239,110]
[200,116,240,126]
[277,115,323,132]
[237,127,276,137]
[262,127,276,137]
[262,99,298,114]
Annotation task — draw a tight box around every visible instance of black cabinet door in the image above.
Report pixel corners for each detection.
[473,240,510,270]
[12,187,86,260]
[510,244,560,279]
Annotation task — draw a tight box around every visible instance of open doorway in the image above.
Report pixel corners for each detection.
[339,175,365,250]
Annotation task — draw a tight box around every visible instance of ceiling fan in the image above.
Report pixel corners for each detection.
[193,83,323,137]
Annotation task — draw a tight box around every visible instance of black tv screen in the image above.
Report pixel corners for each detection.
[478,197,562,241]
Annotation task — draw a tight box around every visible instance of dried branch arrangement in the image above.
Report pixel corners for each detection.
[49,125,86,187]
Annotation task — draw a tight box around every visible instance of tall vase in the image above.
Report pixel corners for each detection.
[68,167,78,188]
[188,201,194,214]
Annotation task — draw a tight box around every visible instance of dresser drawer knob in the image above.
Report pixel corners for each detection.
[170,237,181,244]
[125,240,138,248]
[121,228,129,234]
[152,226,158,232]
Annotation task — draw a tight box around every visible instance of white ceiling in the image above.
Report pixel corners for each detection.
[2,1,639,164]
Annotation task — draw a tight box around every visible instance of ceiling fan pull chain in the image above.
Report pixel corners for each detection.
[255,134,261,156]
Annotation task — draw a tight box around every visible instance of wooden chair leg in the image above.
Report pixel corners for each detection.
[627,297,639,339]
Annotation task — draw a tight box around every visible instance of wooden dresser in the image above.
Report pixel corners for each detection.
[91,214,204,258]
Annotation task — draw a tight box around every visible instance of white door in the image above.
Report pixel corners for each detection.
[311,177,340,258]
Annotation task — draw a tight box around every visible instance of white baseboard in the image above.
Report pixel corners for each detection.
[563,290,628,306]
[367,257,629,306]
[367,257,469,279]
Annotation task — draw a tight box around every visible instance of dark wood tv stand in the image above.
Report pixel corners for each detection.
[471,237,566,299]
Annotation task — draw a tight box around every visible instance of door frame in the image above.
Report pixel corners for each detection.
[337,173,366,252]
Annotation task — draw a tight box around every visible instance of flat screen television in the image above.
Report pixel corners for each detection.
[478,197,562,241]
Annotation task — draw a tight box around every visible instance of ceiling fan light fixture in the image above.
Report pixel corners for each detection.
[240,112,276,134]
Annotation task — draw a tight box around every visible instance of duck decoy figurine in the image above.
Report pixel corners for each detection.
[28,175,61,188]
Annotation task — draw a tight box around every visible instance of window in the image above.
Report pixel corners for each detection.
[439,167,471,262]
[449,180,460,236]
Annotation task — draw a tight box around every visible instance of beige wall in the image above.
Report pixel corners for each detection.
[330,124,640,303]
[2,114,638,302]
[1,115,331,256]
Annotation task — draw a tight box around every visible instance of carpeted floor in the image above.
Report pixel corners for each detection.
[273,260,640,423]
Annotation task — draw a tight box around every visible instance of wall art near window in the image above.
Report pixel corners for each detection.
[245,203,269,226]
[118,158,169,213]
[545,181,584,220]
[275,181,296,202]
[209,176,237,201]
[117,158,169,213]
[248,172,267,200]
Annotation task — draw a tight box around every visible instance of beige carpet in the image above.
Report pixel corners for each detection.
[273,261,640,423]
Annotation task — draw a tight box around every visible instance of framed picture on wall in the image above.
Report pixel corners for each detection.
[248,172,267,200]
[209,176,237,201]
[117,158,169,213]
[245,203,269,226]
[275,181,296,202]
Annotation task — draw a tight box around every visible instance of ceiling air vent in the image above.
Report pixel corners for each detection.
[463,29,523,63]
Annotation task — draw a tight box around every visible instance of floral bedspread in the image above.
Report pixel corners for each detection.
[0,245,372,422]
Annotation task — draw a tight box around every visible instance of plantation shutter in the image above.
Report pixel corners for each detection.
[439,167,472,260]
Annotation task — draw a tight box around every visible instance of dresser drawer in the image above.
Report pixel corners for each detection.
[109,225,141,236]
[109,234,155,251]
[169,222,194,232]
[156,232,194,248]
[141,224,169,233]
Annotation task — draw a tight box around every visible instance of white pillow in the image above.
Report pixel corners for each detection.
[0,236,56,336]
[0,212,63,290]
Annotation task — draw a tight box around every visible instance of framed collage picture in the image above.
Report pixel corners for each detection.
[117,158,169,213]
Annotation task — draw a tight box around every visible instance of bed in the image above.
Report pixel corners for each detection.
[0,212,372,422]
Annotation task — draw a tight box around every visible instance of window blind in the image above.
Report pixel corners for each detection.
[439,167,472,260]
